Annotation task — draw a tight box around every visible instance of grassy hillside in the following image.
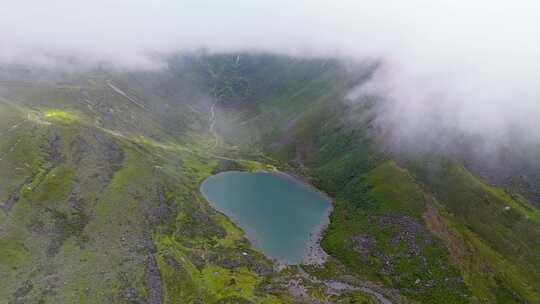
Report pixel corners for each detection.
[0,83,299,304]
[0,59,388,304]
[1,53,540,303]
[208,54,540,303]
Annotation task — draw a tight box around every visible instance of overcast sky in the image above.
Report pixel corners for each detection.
[3,0,540,146]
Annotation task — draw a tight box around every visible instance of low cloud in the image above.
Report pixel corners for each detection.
[3,0,540,148]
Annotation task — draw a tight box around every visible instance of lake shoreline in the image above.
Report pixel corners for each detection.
[275,171,333,265]
[201,170,333,266]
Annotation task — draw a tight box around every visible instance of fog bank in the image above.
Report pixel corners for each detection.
[3,0,540,146]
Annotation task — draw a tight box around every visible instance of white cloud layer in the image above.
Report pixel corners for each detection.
[2,0,540,145]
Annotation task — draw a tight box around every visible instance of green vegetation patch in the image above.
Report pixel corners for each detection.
[321,161,470,303]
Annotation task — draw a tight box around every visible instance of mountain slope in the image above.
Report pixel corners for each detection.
[209,54,540,303]
[0,60,390,304]
[1,54,540,303]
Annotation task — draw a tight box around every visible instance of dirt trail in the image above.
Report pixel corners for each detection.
[295,267,394,304]
[107,82,148,111]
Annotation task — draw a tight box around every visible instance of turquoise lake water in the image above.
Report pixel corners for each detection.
[200,171,331,264]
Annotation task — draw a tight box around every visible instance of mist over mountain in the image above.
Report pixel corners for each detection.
[2,2,540,303]
[4,1,540,153]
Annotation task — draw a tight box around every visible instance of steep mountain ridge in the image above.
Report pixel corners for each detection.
[207,54,540,303]
[1,53,539,303]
